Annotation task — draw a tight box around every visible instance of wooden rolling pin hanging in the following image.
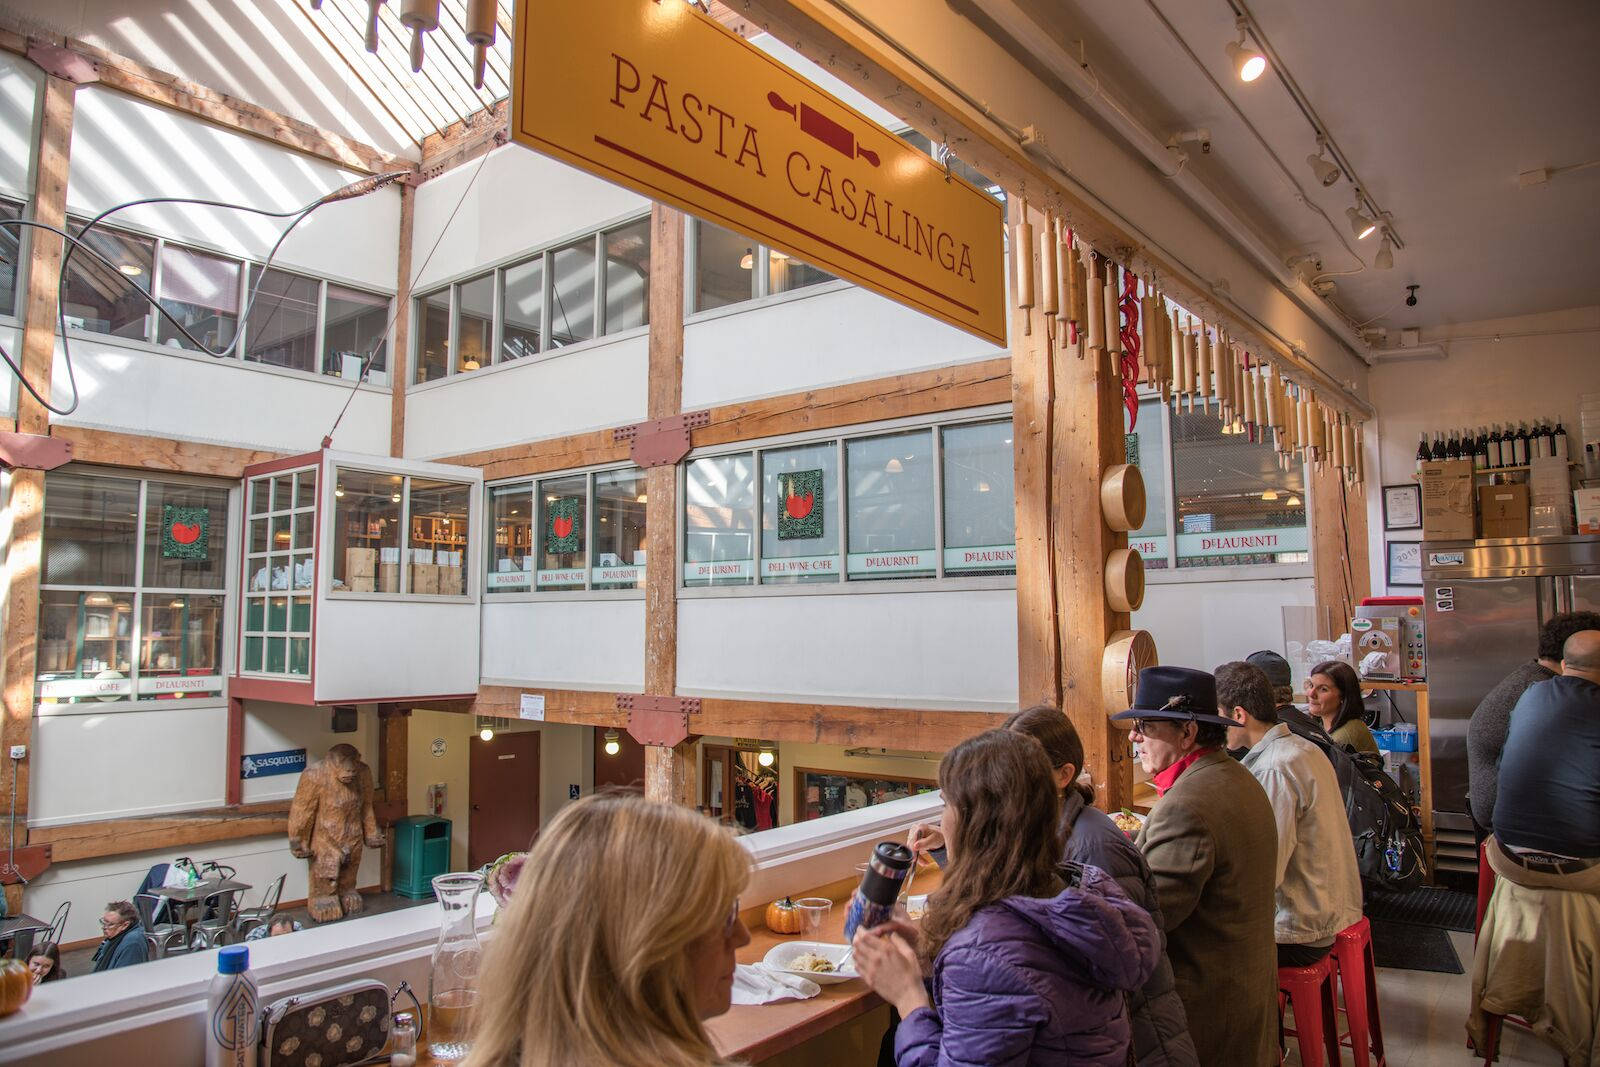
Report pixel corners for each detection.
[1103,260,1123,374]
[1167,307,1182,409]
[1055,220,1072,350]
[1084,252,1105,359]
[1013,199,1035,337]
[1038,214,1058,350]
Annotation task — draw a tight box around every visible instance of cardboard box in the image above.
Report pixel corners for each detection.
[439,567,465,596]
[347,574,377,593]
[1421,460,1475,540]
[410,563,440,595]
[1576,488,1600,535]
[379,563,401,593]
[1477,484,1529,540]
[345,547,376,578]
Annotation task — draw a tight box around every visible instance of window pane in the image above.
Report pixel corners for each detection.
[593,469,646,589]
[61,221,154,338]
[157,245,240,352]
[537,474,588,588]
[414,288,451,383]
[549,239,596,346]
[488,484,533,592]
[43,471,139,586]
[143,481,231,589]
[243,265,318,372]
[603,218,650,334]
[456,272,493,373]
[1127,399,1169,569]
[1172,407,1308,568]
[847,430,935,580]
[324,284,388,383]
[761,442,840,584]
[410,478,470,596]
[138,593,225,699]
[0,199,19,319]
[694,219,753,312]
[767,250,832,296]
[684,454,755,586]
[333,469,403,592]
[36,590,134,704]
[942,421,1015,576]
[501,256,543,361]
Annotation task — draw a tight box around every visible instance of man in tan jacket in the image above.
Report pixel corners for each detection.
[1116,666,1279,1067]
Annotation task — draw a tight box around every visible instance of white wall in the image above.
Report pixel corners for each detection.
[1133,575,1318,672]
[411,144,652,292]
[0,50,39,200]
[47,334,390,453]
[239,701,380,805]
[480,599,646,691]
[1363,305,1600,593]
[24,832,380,946]
[67,86,399,291]
[403,333,648,459]
[314,598,481,702]
[683,283,1003,409]
[678,589,1017,710]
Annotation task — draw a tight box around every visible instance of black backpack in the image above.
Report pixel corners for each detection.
[1277,708,1427,891]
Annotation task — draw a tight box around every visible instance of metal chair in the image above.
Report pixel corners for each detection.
[191,890,243,950]
[133,893,189,959]
[232,873,287,942]
[44,901,69,950]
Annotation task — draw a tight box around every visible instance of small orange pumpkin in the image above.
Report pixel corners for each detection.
[765,897,803,935]
[0,957,31,1017]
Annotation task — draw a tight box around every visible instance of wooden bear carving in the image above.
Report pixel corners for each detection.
[288,744,384,923]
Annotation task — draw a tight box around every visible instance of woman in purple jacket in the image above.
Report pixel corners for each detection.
[854,729,1162,1066]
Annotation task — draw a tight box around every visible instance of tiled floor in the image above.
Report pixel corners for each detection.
[1284,930,1564,1066]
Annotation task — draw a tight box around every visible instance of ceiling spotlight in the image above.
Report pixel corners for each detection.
[1373,231,1394,270]
[603,729,621,757]
[1226,19,1267,83]
[1306,138,1341,187]
[1347,194,1378,240]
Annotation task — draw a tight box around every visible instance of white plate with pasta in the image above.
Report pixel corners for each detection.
[762,941,859,985]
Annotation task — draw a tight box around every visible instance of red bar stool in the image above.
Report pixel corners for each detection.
[1278,955,1342,1067]
[1332,917,1386,1066]
[1476,838,1495,939]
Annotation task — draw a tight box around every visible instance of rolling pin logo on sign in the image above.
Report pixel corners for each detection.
[767,92,880,167]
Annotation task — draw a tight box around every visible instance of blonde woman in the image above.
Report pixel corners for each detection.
[466,792,752,1067]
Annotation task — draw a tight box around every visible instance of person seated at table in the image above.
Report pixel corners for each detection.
[27,943,65,983]
[856,729,1161,1067]
[245,916,302,941]
[465,793,751,1067]
[1305,660,1380,754]
[91,901,148,972]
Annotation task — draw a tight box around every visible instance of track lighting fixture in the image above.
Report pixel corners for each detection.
[1346,193,1378,240]
[1225,19,1267,83]
[1306,138,1341,187]
[1373,232,1394,270]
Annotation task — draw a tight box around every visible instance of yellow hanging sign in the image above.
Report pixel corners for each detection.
[511,0,1007,347]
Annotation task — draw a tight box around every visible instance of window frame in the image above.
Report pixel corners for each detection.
[677,406,1018,598]
[36,466,238,715]
[482,461,649,601]
[0,195,29,322]
[240,465,318,679]
[325,465,478,602]
[409,212,654,386]
[683,217,848,320]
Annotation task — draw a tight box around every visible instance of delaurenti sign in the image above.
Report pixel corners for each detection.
[511,0,1007,347]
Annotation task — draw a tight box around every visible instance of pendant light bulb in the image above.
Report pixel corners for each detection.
[1306,138,1341,187]
[603,729,621,757]
[758,745,775,768]
[739,248,754,270]
[1226,20,1266,83]
[1261,489,1279,501]
[1346,194,1378,240]
[1373,232,1394,270]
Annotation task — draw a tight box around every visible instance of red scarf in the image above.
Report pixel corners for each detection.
[1152,747,1218,796]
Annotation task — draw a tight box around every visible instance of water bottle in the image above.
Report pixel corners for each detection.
[843,842,913,941]
[205,945,258,1067]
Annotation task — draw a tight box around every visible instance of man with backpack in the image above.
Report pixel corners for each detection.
[1217,661,1363,966]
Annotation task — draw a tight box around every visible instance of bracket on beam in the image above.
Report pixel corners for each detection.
[618,694,701,747]
[0,432,73,471]
[0,844,53,886]
[614,410,711,467]
[25,41,100,85]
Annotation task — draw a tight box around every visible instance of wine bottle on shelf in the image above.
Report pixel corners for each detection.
[1488,424,1504,468]
[1446,429,1461,461]
[1553,420,1569,460]
[1416,432,1430,476]
[1475,426,1489,470]
[1530,420,1545,461]
[1512,422,1530,466]
[1542,420,1558,460]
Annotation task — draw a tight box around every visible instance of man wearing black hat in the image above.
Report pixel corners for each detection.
[1114,666,1279,1067]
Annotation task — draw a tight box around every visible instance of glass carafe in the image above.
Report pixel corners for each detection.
[427,872,484,1061]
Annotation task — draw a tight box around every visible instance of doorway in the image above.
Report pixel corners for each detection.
[468,729,540,868]
[701,744,779,831]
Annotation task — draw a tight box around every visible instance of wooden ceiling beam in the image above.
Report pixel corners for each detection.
[29,802,291,864]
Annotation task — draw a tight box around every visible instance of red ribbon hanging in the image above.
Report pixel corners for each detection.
[1118,269,1141,429]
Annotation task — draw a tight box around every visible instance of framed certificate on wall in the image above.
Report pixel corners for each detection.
[1382,483,1422,531]
[1387,540,1423,587]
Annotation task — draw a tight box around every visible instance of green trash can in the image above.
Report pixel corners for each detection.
[392,815,452,899]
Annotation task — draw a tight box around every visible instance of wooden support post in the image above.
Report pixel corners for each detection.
[1310,454,1371,637]
[640,204,697,806]
[1,73,74,915]
[377,705,410,891]
[389,182,415,457]
[225,697,245,806]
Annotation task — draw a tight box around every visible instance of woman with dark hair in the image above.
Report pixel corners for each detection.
[855,729,1161,1066]
[27,942,64,983]
[1306,660,1379,754]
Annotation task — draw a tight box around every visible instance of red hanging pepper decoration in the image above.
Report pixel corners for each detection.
[1119,269,1141,429]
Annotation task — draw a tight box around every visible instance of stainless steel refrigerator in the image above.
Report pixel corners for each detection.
[1421,535,1600,866]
